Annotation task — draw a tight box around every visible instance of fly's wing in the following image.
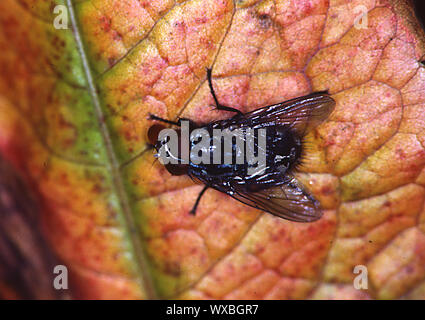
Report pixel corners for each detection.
[244,92,335,136]
[224,176,322,222]
[203,92,333,221]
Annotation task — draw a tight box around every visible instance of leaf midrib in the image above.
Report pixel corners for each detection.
[66,0,157,299]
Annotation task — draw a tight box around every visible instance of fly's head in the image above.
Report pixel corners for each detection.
[147,124,166,152]
[147,123,189,176]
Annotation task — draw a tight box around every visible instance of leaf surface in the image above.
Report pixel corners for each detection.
[0,0,425,299]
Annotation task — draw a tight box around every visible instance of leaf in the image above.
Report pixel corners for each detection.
[0,0,425,299]
[0,155,68,299]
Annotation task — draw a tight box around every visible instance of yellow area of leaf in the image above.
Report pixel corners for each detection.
[0,0,425,299]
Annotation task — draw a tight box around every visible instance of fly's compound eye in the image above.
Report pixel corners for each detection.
[147,124,165,146]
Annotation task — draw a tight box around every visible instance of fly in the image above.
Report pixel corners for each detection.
[147,68,335,222]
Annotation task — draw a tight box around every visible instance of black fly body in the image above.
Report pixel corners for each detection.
[147,68,335,222]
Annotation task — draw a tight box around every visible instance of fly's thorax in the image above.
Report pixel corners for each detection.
[188,125,269,177]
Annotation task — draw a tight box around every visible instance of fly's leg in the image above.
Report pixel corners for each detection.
[149,114,181,126]
[189,185,209,215]
[149,114,197,128]
[178,117,198,128]
[206,68,243,116]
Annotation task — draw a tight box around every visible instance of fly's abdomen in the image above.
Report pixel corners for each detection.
[268,126,302,174]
